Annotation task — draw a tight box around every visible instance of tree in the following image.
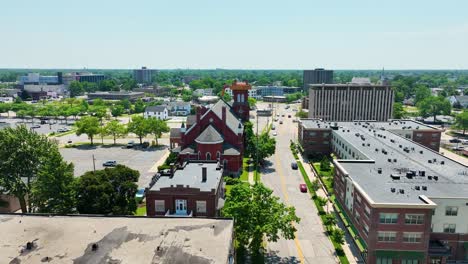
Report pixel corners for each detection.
[111,105,124,117]
[69,81,84,97]
[324,213,337,228]
[75,116,100,145]
[105,120,127,144]
[30,150,76,214]
[331,228,345,245]
[414,85,431,104]
[417,96,451,122]
[147,117,170,145]
[244,121,276,165]
[127,116,150,144]
[320,156,331,171]
[98,79,117,91]
[0,126,57,212]
[453,111,468,135]
[134,99,146,113]
[393,102,405,119]
[98,125,108,145]
[222,183,300,255]
[248,97,257,109]
[75,165,139,215]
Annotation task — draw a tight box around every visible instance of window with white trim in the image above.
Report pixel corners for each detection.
[445,206,458,216]
[403,232,422,243]
[443,223,456,233]
[377,231,397,242]
[364,205,371,217]
[379,213,398,224]
[155,200,165,212]
[377,257,393,264]
[196,201,207,213]
[405,214,424,224]
[402,259,419,264]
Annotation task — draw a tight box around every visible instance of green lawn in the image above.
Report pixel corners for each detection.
[134,205,147,216]
[240,158,250,182]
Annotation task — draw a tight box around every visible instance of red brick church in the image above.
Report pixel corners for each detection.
[170,81,251,175]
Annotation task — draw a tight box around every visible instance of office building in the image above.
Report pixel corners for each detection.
[87,91,145,101]
[133,66,158,84]
[255,86,301,97]
[303,68,334,92]
[297,119,467,263]
[308,82,394,121]
[19,73,60,85]
[62,72,106,85]
[0,214,234,263]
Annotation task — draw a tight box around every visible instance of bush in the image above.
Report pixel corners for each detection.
[320,156,331,171]
[157,164,171,171]
[224,176,239,185]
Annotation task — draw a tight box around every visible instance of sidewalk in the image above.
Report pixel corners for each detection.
[298,153,362,264]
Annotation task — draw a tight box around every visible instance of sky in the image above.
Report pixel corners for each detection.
[1,0,468,69]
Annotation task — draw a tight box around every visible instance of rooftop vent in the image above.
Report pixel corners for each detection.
[367,143,370,146]
[391,188,396,193]
[415,186,420,190]
[441,161,445,165]
[202,167,207,182]
[393,159,397,162]
[378,168,382,174]
[391,174,401,180]
[92,243,99,251]
[375,148,379,152]
[420,150,423,154]
[399,189,405,194]
[399,145,402,148]
[428,160,432,164]
[434,176,438,181]
[433,158,436,162]
[388,158,392,162]
[422,186,427,191]
[419,171,425,176]
[428,176,433,180]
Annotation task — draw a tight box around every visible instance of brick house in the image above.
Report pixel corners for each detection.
[146,161,225,217]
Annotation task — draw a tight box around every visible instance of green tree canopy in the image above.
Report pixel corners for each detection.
[75,116,100,145]
[127,116,150,144]
[147,117,170,145]
[75,165,139,215]
[105,120,127,144]
[414,84,431,104]
[69,81,84,97]
[453,111,468,135]
[393,102,405,119]
[0,126,61,212]
[417,96,451,121]
[222,182,300,254]
[244,122,276,166]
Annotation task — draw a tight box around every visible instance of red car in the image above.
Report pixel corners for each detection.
[299,184,307,193]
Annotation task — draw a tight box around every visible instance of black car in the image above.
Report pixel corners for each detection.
[291,162,298,170]
[449,138,461,143]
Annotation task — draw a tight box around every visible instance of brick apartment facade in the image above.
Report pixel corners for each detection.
[298,119,467,263]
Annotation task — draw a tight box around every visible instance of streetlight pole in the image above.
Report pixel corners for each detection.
[92,154,96,173]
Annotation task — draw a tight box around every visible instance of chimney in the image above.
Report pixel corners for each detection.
[202,167,207,182]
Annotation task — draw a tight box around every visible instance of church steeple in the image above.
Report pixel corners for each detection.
[230,80,251,122]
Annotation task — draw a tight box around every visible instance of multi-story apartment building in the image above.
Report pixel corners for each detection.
[298,119,467,264]
[303,68,334,92]
[308,82,394,121]
[133,66,158,84]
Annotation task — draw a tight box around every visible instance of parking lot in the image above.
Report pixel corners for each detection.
[60,145,168,187]
[0,117,75,135]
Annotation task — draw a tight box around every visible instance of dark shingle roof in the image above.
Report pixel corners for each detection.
[195,125,224,144]
[205,100,243,134]
[145,105,167,113]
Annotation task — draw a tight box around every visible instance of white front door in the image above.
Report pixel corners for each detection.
[175,199,187,215]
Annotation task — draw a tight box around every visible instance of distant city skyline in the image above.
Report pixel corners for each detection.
[1,0,468,69]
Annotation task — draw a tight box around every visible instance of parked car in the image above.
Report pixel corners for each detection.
[272,132,277,136]
[288,115,291,118]
[461,140,468,145]
[135,188,145,199]
[127,140,135,148]
[103,160,117,167]
[279,120,283,124]
[452,146,465,151]
[449,138,461,143]
[31,125,41,129]
[285,105,290,109]
[299,184,307,193]
[291,162,298,170]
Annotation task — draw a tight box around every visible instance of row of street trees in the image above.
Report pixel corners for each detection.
[75,116,169,145]
[0,126,139,214]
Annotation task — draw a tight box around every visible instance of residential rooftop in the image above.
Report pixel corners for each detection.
[0,214,233,264]
[150,162,223,192]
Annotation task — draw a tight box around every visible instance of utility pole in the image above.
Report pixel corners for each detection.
[92,154,96,173]
[256,110,259,182]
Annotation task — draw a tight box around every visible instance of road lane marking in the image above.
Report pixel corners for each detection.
[274,148,305,264]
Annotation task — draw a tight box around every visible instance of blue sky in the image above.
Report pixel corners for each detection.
[1,0,467,69]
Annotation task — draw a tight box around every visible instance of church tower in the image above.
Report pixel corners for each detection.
[230,80,250,122]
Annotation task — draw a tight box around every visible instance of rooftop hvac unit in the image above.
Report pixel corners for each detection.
[391,174,401,180]
[393,159,397,162]
[428,176,433,180]
[391,188,396,192]
[420,151,423,154]
[377,168,382,174]
[428,160,432,163]
[422,186,427,191]
[441,161,445,165]
[399,189,404,194]
[434,176,438,181]
[415,186,420,190]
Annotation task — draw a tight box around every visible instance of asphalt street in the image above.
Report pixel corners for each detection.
[255,103,337,264]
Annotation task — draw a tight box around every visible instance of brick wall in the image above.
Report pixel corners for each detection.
[298,124,332,157]
[412,130,441,152]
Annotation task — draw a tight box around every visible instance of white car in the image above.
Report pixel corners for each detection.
[272,132,277,136]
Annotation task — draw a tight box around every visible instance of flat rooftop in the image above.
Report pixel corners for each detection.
[301,119,468,205]
[150,162,222,192]
[335,122,468,205]
[0,214,233,264]
[300,119,437,131]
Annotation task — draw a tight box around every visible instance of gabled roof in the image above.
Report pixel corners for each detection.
[195,125,224,144]
[223,143,240,155]
[145,105,167,113]
[203,99,243,135]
